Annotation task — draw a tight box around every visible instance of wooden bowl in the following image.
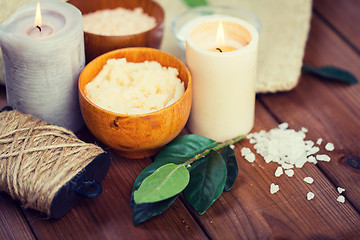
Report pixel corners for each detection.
[68,0,164,63]
[78,48,192,159]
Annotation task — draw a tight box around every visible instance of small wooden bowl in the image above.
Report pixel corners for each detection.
[78,47,192,159]
[68,0,164,63]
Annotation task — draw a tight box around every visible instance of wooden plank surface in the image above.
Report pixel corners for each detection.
[21,152,208,240]
[313,0,360,52]
[177,7,360,240]
[260,13,360,212]
[0,193,35,240]
[0,1,360,240]
[181,102,360,240]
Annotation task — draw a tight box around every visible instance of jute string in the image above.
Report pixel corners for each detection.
[0,110,104,216]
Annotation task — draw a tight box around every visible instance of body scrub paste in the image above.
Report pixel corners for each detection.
[84,58,185,115]
[83,7,156,36]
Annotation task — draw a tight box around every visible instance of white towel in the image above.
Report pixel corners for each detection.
[158,0,312,93]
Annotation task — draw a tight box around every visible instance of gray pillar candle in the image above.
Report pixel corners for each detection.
[0,1,85,132]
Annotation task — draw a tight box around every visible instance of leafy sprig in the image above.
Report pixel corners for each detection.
[131,134,244,225]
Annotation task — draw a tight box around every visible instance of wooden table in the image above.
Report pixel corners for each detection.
[1,1,360,239]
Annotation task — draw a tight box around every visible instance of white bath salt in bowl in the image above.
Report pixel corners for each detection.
[83,7,156,36]
[84,58,185,115]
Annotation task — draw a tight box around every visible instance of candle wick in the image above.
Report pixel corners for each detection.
[216,48,223,53]
[36,25,42,32]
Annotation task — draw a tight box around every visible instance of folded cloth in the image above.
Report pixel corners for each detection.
[158,0,312,93]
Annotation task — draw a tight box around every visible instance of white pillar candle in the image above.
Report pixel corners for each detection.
[0,1,85,132]
[186,17,258,142]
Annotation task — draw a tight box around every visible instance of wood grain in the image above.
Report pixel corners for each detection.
[0,86,7,108]
[22,153,208,240]
[260,14,360,214]
[0,194,35,240]
[0,2,360,240]
[313,0,360,52]
[181,102,360,240]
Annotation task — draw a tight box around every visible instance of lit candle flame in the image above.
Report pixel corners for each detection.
[216,21,225,46]
[34,1,42,29]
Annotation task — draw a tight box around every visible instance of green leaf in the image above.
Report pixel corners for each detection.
[221,146,238,191]
[133,194,179,226]
[182,0,208,7]
[131,135,216,207]
[302,65,358,84]
[130,161,167,206]
[134,163,190,204]
[184,150,227,215]
[130,157,188,206]
[155,134,217,163]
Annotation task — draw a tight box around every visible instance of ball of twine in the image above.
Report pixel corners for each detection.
[0,110,104,216]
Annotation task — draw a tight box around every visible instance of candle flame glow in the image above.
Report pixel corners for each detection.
[216,21,225,46]
[34,1,42,28]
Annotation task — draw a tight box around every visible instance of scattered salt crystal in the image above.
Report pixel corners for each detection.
[307,192,315,200]
[241,147,251,156]
[270,183,279,194]
[282,163,294,169]
[295,158,307,168]
[230,144,235,149]
[259,130,266,136]
[305,140,314,150]
[307,155,317,164]
[264,155,273,163]
[325,142,335,152]
[245,152,255,162]
[278,122,288,129]
[246,133,253,139]
[303,177,314,184]
[245,125,335,201]
[285,169,294,177]
[275,167,283,177]
[337,187,345,194]
[246,125,330,168]
[337,195,345,203]
[307,146,320,155]
[316,154,331,162]
[301,127,308,133]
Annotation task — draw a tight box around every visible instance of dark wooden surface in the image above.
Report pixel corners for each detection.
[1,1,360,239]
